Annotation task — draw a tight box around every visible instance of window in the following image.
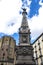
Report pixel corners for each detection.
[9,47,13,55]
[39,55,42,58]
[35,51,37,53]
[3,53,5,56]
[42,35,43,41]
[38,40,40,45]
[2,53,5,59]
[35,45,36,48]
[32,48,34,50]
[6,48,8,51]
[38,42,40,45]
[2,48,3,51]
[39,48,41,50]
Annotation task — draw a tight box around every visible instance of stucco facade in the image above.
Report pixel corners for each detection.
[32,33,43,65]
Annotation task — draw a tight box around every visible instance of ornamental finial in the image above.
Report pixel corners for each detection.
[22,8,27,15]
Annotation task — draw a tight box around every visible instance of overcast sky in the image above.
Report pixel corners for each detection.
[0,0,43,44]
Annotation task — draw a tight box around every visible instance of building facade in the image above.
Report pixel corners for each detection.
[0,36,16,65]
[32,33,43,65]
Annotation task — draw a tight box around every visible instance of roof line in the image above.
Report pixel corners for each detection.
[32,33,43,45]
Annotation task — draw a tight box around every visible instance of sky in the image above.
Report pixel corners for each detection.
[0,0,43,44]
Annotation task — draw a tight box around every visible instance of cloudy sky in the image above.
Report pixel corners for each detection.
[0,0,43,44]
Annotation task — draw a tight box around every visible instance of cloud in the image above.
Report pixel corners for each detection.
[21,0,31,7]
[21,0,42,18]
[29,0,41,18]
[0,0,22,34]
[5,15,22,35]
[28,0,43,42]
